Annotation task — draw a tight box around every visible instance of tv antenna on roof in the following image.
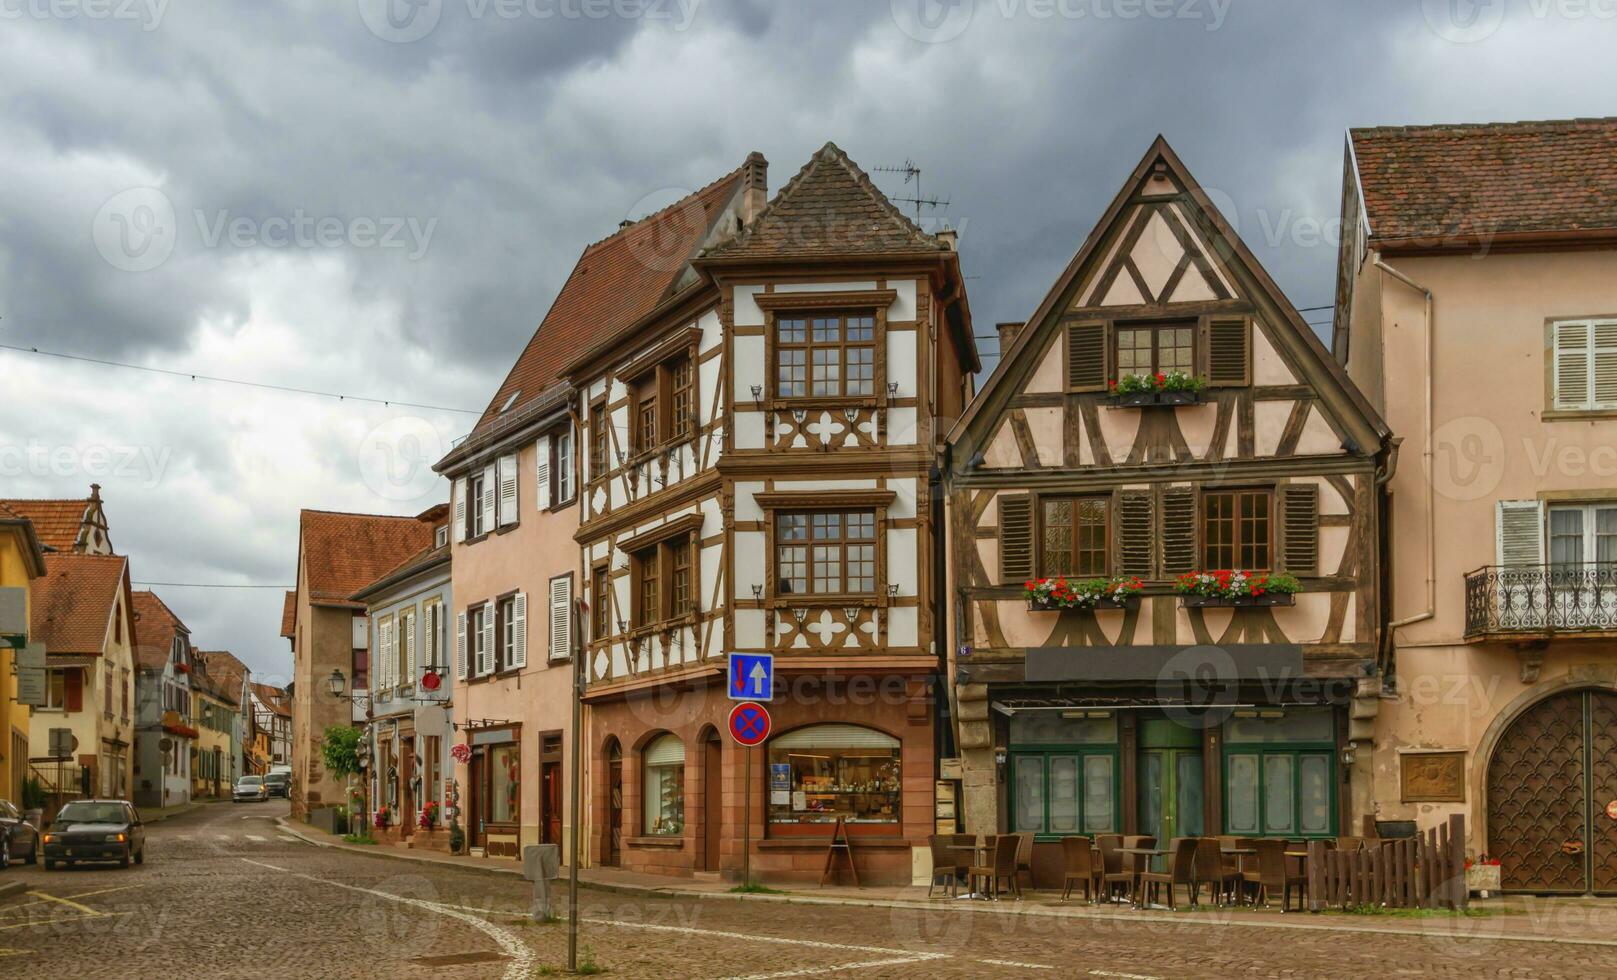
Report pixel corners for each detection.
[874,160,950,226]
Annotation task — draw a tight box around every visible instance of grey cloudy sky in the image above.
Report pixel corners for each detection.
[0,0,1610,682]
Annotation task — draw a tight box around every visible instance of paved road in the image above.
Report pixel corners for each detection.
[1,802,1614,977]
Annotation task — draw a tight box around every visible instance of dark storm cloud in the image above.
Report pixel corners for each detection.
[2,0,1613,676]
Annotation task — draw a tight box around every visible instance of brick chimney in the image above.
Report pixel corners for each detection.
[996,322,1025,351]
[936,228,958,251]
[741,151,768,225]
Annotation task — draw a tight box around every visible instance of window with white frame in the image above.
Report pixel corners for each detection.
[1552,318,1617,411]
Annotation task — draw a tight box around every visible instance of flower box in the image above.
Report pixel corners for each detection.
[1180,592,1295,608]
[1106,390,1205,408]
[1028,595,1141,612]
[1466,862,1502,897]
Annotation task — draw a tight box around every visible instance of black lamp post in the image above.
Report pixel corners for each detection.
[327,668,375,831]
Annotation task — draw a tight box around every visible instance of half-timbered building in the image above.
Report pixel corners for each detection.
[944,138,1392,882]
[573,144,976,883]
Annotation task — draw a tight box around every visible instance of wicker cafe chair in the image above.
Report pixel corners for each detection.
[1194,837,1241,906]
[970,835,1023,901]
[1059,836,1095,902]
[1097,834,1129,902]
[927,835,964,899]
[1014,831,1036,889]
[1107,835,1155,905]
[1242,838,1308,912]
[1138,837,1199,910]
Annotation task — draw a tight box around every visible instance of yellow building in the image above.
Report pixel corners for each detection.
[0,505,47,803]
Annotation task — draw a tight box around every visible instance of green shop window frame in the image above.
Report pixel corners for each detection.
[1009,746,1122,840]
[1221,743,1336,838]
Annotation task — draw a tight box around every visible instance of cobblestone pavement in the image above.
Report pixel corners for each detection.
[2,802,1616,978]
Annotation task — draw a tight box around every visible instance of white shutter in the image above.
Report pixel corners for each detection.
[1555,320,1592,410]
[480,602,495,676]
[512,592,528,669]
[378,619,392,691]
[455,611,468,680]
[497,454,518,526]
[549,575,572,660]
[556,428,573,503]
[453,477,467,543]
[1595,321,1617,408]
[1498,500,1545,566]
[535,434,552,511]
[480,464,497,535]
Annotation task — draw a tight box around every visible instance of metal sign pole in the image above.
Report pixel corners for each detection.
[743,745,751,886]
[567,597,583,972]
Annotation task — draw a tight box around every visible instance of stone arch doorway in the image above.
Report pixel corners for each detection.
[1485,685,1617,893]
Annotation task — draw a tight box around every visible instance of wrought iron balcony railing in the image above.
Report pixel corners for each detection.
[1463,563,1617,637]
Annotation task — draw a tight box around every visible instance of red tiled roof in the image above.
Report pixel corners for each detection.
[352,540,450,603]
[0,497,89,552]
[467,162,752,440]
[252,682,291,718]
[195,650,244,705]
[1351,117,1617,247]
[702,142,947,261]
[299,509,437,609]
[30,553,127,655]
[131,590,188,670]
[280,590,297,639]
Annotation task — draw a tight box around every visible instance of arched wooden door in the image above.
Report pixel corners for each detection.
[1487,689,1617,893]
[604,741,623,867]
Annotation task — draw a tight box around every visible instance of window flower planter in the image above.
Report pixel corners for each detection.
[1180,592,1295,608]
[1108,389,1204,408]
[1028,595,1141,612]
[1106,371,1207,408]
[1022,576,1144,611]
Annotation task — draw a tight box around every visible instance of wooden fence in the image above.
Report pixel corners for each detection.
[1306,814,1467,911]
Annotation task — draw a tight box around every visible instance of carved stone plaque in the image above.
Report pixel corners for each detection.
[1400,750,1467,803]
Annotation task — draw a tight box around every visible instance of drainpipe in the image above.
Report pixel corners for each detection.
[1374,256,1435,631]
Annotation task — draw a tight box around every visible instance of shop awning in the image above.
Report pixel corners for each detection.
[1025,644,1303,683]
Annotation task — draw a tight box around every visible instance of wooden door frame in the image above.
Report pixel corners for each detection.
[702,731,723,872]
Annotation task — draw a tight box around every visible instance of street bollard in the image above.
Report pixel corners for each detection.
[522,843,561,921]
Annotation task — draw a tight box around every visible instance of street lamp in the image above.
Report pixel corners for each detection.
[327,668,376,832]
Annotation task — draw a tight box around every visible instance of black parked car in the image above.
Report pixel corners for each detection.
[263,771,291,798]
[42,799,145,869]
[0,799,39,868]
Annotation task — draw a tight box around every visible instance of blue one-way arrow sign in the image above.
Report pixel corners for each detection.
[728,652,773,702]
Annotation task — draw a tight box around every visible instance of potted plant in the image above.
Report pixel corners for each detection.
[1107,371,1207,407]
[418,801,439,831]
[374,805,390,831]
[1023,576,1144,611]
[1174,569,1301,607]
[1466,855,1502,897]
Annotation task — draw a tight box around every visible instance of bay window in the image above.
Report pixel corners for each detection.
[775,313,876,399]
[776,510,876,595]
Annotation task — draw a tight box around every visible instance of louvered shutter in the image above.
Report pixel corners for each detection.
[480,464,497,535]
[1497,500,1545,567]
[535,434,552,511]
[1279,484,1320,575]
[497,454,518,526]
[455,611,468,680]
[511,592,528,669]
[1596,321,1617,408]
[1160,487,1197,576]
[1117,490,1156,578]
[998,494,1035,582]
[377,619,392,691]
[453,477,467,543]
[1206,317,1251,386]
[480,602,495,676]
[1066,322,1107,391]
[549,576,573,660]
[1555,321,1592,410]
[404,611,417,684]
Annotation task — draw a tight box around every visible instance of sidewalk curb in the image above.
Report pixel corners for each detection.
[272,817,1617,948]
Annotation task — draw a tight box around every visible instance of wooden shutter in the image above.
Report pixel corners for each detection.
[480,464,497,535]
[1160,487,1197,576]
[404,611,417,684]
[1279,483,1320,575]
[452,477,466,543]
[65,668,83,712]
[455,611,468,680]
[1117,490,1156,578]
[1206,317,1251,386]
[1596,320,1617,408]
[550,576,573,661]
[497,454,518,526]
[510,593,527,669]
[480,602,495,675]
[535,434,552,511]
[1555,321,1592,409]
[1497,500,1545,567]
[998,494,1035,582]
[1065,322,1107,391]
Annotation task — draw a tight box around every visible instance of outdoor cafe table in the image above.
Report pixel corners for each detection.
[948,838,995,900]
[1118,847,1168,906]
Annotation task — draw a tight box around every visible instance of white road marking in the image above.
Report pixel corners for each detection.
[1089,971,1162,980]
[980,959,1055,970]
[215,835,232,842]
[722,957,946,979]
[240,859,532,979]
[245,835,268,842]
